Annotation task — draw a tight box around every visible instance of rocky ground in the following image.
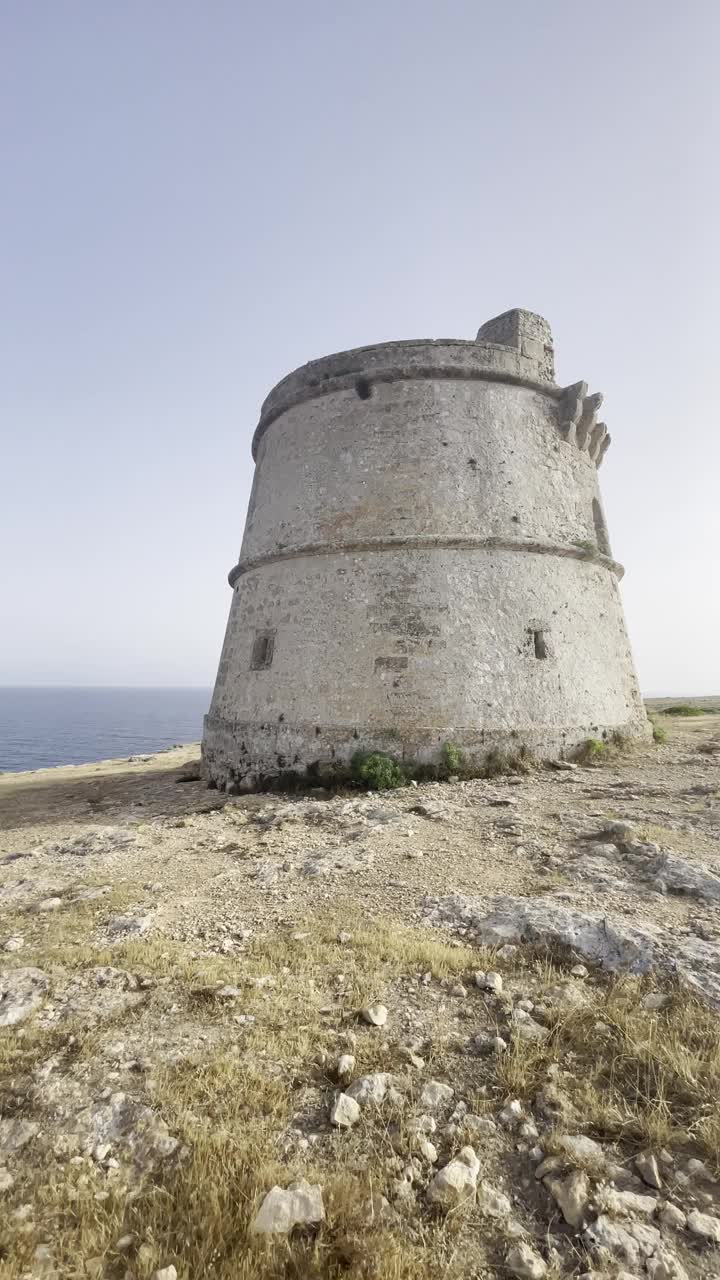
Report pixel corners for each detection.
[1,706,719,1279]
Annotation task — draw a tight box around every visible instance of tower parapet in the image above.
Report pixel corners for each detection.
[204,311,649,791]
[476,308,555,382]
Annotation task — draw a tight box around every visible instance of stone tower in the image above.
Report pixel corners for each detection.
[203,309,649,790]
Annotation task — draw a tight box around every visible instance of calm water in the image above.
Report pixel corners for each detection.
[0,687,211,772]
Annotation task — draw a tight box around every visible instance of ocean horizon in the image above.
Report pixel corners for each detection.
[0,686,211,773]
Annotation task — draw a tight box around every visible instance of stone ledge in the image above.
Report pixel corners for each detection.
[227,536,624,587]
[252,340,563,458]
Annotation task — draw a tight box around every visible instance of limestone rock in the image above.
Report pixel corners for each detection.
[546,1169,590,1227]
[556,1133,607,1167]
[646,1248,689,1280]
[419,1080,454,1110]
[659,1202,686,1230]
[687,1208,720,1243]
[73,1092,179,1169]
[428,1147,480,1208]
[506,1243,547,1279]
[463,1113,497,1137]
[635,1149,662,1188]
[0,1118,39,1154]
[0,1167,14,1193]
[476,1180,512,1217]
[251,1179,325,1234]
[480,971,503,994]
[330,1093,361,1128]
[597,1187,658,1216]
[498,1099,524,1128]
[151,1269,178,1280]
[361,1003,388,1027]
[337,1053,355,1079]
[585,1215,660,1268]
[346,1073,392,1106]
[0,967,48,1026]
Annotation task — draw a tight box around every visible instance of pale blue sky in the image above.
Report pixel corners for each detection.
[2,1,718,693]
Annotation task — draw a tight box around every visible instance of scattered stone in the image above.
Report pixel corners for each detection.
[510,1010,549,1041]
[498,1099,524,1127]
[152,1267,178,1280]
[337,1053,355,1079]
[635,1149,662,1189]
[506,1242,547,1279]
[419,1080,454,1110]
[556,1133,607,1167]
[476,1180,512,1217]
[346,1073,391,1106]
[2,936,24,952]
[585,1215,660,1268]
[597,1187,658,1217]
[0,967,48,1026]
[481,971,503,994]
[473,1032,507,1055]
[0,1167,14,1192]
[646,1248,689,1280]
[337,930,352,944]
[570,964,588,978]
[361,1003,388,1027]
[643,993,671,1011]
[687,1208,720,1243]
[107,914,150,938]
[686,1157,713,1180]
[251,1179,325,1234]
[37,896,63,912]
[546,1169,590,1227]
[330,1093,361,1129]
[659,1202,686,1230]
[0,1119,39,1153]
[428,1147,480,1207]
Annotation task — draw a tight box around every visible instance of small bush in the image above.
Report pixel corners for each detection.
[652,723,667,744]
[440,741,465,772]
[577,737,607,763]
[351,751,407,791]
[663,704,708,717]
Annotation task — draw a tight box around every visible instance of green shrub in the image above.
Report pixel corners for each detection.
[662,704,706,717]
[351,751,407,791]
[577,737,607,763]
[652,723,668,744]
[441,741,465,772]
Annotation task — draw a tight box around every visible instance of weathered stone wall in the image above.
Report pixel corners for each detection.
[203,312,649,790]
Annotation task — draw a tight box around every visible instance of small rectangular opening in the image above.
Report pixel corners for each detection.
[533,629,547,660]
[251,630,275,670]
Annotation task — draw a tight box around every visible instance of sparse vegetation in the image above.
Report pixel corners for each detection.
[576,737,607,763]
[652,722,668,744]
[440,740,465,773]
[663,704,711,717]
[350,750,408,791]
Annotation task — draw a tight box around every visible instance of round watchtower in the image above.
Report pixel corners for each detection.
[203,309,649,790]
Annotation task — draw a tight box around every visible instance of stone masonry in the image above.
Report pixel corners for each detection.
[203,309,650,790]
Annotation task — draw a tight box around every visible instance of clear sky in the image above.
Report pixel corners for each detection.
[1,1,718,694]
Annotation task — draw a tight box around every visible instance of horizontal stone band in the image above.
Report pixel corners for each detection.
[227,535,624,587]
[252,362,563,457]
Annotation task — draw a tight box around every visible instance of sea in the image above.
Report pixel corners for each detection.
[0,687,211,773]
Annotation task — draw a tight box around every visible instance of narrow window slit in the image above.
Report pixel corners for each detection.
[251,630,275,670]
[533,630,547,660]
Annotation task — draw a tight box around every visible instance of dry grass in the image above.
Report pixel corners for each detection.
[493,975,720,1166]
[2,889,720,1278]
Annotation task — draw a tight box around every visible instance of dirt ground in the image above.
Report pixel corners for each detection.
[0,706,719,1280]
